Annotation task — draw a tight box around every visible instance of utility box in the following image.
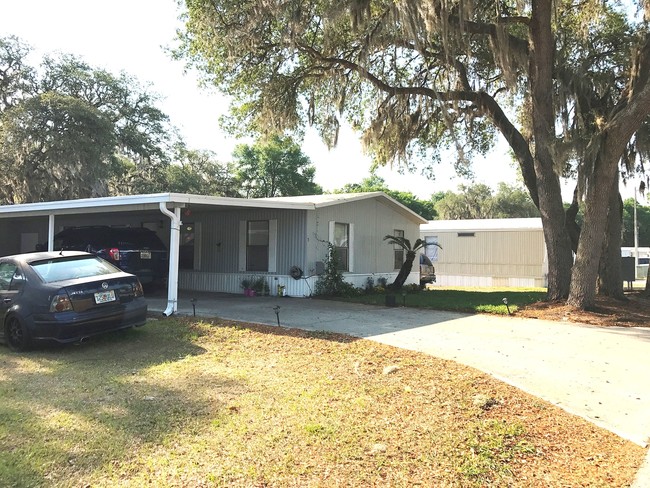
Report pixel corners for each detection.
[622,257,636,284]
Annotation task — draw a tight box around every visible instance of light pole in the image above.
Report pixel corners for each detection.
[635,188,639,277]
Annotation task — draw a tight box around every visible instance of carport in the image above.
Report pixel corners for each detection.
[0,193,308,316]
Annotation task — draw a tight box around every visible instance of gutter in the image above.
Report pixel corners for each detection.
[159,202,182,316]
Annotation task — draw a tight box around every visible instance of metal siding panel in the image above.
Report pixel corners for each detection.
[193,208,307,274]
[421,227,546,286]
[312,199,420,275]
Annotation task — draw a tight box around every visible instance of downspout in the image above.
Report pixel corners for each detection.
[47,214,55,251]
[159,203,182,316]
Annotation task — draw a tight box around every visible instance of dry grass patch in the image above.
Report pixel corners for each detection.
[0,317,645,487]
[517,293,650,327]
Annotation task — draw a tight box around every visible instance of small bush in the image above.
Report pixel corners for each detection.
[315,243,354,297]
[364,276,375,292]
[403,284,421,293]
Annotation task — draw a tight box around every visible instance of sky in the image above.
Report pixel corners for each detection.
[0,0,636,202]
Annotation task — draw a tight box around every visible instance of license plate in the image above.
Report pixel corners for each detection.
[140,251,151,259]
[94,290,116,304]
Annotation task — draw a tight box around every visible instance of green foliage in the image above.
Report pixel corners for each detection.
[492,183,540,218]
[340,288,546,315]
[0,35,35,111]
[175,0,504,170]
[622,198,650,247]
[0,92,116,203]
[474,304,516,315]
[164,146,240,196]
[314,243,355,296]
[435,183,539,220]
[251,276,269,294]
[460,420,533,482]
[233,135,322,197]
[40,53,172,165]
[0,36,176,202]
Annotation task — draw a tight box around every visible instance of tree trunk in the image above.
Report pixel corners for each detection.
[598,173,625,299]
[392,251,416,290]
[568,151,619,308]
[529,0,574,300]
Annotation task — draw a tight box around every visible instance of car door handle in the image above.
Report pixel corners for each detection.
[3,298,12,303]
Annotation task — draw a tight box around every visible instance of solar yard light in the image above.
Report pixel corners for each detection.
[502,297,511,315]
[273,305,281,326]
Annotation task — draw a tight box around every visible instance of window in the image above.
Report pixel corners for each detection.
[30,256,120,283]
[246,220,269,271]
[458,232,475,237]
[239,220,277,272]
[333,222,349,271]
[393,229,404,269]
[424,235,439,262]
[0,262,18,291]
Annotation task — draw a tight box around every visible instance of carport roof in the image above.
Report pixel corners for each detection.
[0,192,428,223]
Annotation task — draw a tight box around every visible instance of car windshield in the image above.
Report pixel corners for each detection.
[30,255,122,283]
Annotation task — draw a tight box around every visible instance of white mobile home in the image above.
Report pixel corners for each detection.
[0,192,426,313]
[420,218,547,288]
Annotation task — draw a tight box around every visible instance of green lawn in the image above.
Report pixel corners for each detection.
[339,287,548,315]
[0,317,643,487]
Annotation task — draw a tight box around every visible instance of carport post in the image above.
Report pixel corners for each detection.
[159,203,182,316]
[47,214,55,252]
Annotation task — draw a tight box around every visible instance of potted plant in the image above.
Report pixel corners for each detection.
[251,276,265,295]
[240,277,253,296]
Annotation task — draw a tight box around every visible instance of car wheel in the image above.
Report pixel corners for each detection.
[5,316,31,352]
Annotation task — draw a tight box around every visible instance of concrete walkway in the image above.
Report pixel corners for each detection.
[147,292,650,483]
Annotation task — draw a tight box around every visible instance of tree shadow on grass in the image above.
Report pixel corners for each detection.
[0,319,243,486]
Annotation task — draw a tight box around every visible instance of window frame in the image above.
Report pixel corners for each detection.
[239,219,277,273]
[393,229,405,269]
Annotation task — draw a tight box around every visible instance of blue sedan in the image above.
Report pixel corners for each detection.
[0,251,148,351]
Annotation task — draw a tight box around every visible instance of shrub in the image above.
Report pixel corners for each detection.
[365,276,375,292]
[315,243,355,297]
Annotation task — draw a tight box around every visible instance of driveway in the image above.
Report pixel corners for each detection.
[146,292,650,451]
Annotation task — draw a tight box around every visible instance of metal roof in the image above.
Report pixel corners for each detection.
[256,192,428,223]
[421,218,543,232]
[0,192,428,223]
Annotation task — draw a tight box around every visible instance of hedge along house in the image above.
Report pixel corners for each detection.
[420,218,548,288]
[0,192,427,314]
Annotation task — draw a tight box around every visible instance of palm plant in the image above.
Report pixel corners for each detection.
[383,235,441,290]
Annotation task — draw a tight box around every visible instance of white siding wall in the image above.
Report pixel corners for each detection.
[306,198,421,285]
[178,270,408,296]
[421,227,547,288]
